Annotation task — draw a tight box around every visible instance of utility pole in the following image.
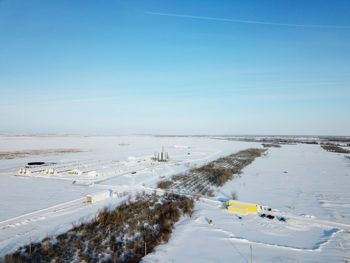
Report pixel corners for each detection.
[250,244,253,263]
[29,237,32,255]
[44,233,49,252]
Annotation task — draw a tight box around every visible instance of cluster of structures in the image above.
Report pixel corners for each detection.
[226,200,270,215]
[225,200,286,222]
[16,160,113,179]
[152,146,170,162]
[16,147,173,182]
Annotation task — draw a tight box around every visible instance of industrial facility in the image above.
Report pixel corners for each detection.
[15,159,120,182]
[152,146,169,162]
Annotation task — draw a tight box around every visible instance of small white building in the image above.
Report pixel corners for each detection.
[85,190,112,204]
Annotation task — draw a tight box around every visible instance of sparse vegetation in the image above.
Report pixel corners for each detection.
[321,144,350,154]
[3,193,194,263]
[164,148,266,195]
[219,137,320,145]
[0,149,82,160]
[303,141,318,144]
[197,148,266,187]
[262,143,281,148]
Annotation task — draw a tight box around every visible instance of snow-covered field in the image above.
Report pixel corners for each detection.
[0,135,259,256]
[1,135,350,262]
[144,144,350,262]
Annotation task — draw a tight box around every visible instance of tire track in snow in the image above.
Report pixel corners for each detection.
[0,198,84,232]
[213,226,342,252]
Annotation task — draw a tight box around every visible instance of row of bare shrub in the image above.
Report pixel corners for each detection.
[192,148,266,187]
[321,144,350,154]
[3,193,194,263]
[157,148,266,193]
[262,143,281,148]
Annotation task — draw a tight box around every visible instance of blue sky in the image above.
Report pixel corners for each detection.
[0,0,349,135]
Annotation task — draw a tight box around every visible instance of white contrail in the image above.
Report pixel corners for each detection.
[146,11,350,29]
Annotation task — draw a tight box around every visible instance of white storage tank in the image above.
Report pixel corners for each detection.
[68,169,82,176]
[18,168,31,175]
[44,168,56,175]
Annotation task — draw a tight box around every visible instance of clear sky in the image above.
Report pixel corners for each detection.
[0,0,349,135]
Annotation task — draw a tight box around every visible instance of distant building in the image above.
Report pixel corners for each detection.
[68,169,82,176]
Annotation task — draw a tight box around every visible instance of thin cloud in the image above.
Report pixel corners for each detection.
[0,96,122,110]
[146,11,350,29]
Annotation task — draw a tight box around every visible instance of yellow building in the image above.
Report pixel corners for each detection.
[226,200,259,215]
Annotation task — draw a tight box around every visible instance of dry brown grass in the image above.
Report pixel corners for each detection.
[157,180,173,189]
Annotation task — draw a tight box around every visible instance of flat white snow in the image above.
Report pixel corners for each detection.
[1,136,349,262]
[144,144,350,263]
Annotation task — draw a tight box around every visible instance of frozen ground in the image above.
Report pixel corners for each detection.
[144,144,350,263]
[1,136,350,261]
[0,135,259,256]
[0,175,100,221]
